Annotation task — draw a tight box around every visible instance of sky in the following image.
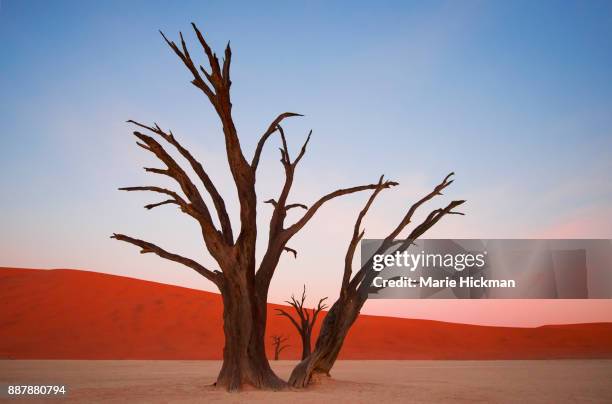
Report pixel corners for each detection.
[1,0,611,326]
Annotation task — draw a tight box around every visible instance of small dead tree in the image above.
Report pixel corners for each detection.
[276,285,328,360]
[270,335,289,360]
[112,23,395,391]
[289,174,465,387]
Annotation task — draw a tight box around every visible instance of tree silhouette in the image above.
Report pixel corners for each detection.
[289,174,465,387]
[270,335,289,360]
[111,23,396,391]
[276,285,328,360]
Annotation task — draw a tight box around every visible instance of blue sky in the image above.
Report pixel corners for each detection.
[1,1,611,324]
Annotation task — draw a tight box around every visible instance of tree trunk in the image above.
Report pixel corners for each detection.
[215,273,285,391]
[288,293,363,387]
[301,329,312,360]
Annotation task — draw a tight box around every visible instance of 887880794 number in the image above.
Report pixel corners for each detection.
[6,385,67,396]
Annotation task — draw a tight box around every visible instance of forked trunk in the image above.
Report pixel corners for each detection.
[215,274,285,391]
[288,293,363,387]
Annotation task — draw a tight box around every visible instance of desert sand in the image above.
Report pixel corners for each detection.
[1,360,611,403]
[2,268,612,402]
[2,268,611,361]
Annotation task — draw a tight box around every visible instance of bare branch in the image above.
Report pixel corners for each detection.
[144,199,178,210]
[159,30,215,101]
[271,335,289,345]
[264,126,310,241]
[300,284,307,308]
[160,27,254,241]
[271,334,290,360]
[136,141,151,151]
[354,199,466,293]
[278,125,290,165]
[349,173,466,290]
[284,287,308,324]
[264,198,278,207]
[285,180,399,240]
[222,41,231,87]
[111,233,221,286]
[310,296,328,328]
[258,128,314,286]
[286,203,308,210]
[317,296,329,311]
[130,130,225,250]
[143,167,169,176]
[257,179,398,291]
[342,175,389,292]
[385,172,456,241]
[404,199,466,244]
[252,112,303,170]
[118,186,188,209]
[293,130,312,167]
[283,246,298,258]
[191,22,222,81]
[129,120,234,244]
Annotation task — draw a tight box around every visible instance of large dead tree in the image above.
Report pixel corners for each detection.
[270,335,289,360]
[276,285,328,360]
[289,174,465,387]
[111,23,395,391]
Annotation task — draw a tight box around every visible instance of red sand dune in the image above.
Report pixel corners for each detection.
[1,268,611,360]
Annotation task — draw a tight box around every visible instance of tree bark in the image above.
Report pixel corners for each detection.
[301,329,312,360]
[215,272,285,391]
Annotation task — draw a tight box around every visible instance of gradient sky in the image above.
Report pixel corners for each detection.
[1,0,611,326]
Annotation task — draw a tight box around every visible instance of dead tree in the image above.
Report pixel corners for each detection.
[276,285,328,360]
[270,335,289,360]
[111,23,396,391]
[289,174,465,387]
